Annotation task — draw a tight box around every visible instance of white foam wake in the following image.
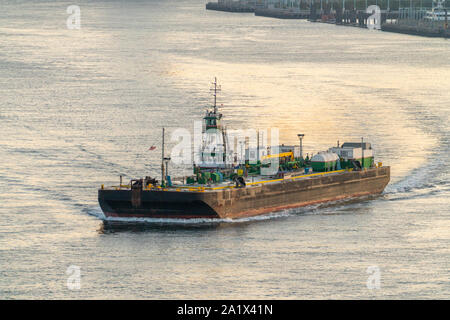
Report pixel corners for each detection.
[100,210,292,225]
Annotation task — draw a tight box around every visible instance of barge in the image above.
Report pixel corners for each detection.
[98,79,390,220]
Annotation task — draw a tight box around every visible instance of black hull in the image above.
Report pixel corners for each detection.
[99,189,220,219]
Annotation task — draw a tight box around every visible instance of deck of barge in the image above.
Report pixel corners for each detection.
[102,169,355,192]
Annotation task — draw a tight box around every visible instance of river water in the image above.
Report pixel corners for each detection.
[0,0,449,299]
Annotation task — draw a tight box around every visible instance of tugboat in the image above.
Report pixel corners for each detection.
[98,79,390,219]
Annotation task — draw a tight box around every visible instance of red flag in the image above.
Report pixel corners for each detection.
[149,146,156,151]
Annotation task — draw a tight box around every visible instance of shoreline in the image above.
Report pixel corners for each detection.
[206,2,449,39]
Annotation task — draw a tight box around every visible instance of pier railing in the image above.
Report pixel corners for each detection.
[381,5,449,37]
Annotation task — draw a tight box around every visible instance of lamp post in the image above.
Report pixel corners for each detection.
[239,141,245,165]
[297,134,305,159]
[161,127,165,185]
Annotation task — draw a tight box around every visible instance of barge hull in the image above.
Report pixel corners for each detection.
[98,167,390,220]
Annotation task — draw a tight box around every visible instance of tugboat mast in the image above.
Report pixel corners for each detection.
[211,77,221,114]
[161,127,165,186]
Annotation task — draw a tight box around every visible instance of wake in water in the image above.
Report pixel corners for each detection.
[385,141,450,202]
[98,210,291,225]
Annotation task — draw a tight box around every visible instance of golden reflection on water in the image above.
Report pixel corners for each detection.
[1,0,449,299]
[165,57,446,183]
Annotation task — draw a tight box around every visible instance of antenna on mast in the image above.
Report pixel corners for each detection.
[210,77,221,114]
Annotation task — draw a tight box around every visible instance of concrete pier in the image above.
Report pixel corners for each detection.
[205,2,448,39]
[206,1,255,13]
[382,20,450,38]
[255,8,310,19]
[312,7,398,29]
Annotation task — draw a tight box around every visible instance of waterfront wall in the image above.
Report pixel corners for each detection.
[254,8,310,19]
[206,1,449,39]
[206,0,256,12]
[382,19,450,38]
